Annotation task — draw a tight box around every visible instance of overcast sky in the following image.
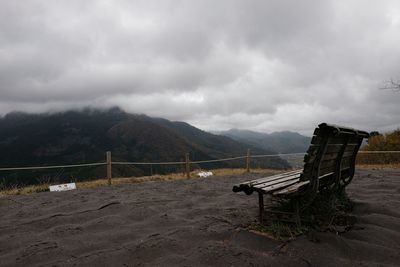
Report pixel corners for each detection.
[1,1,399,135]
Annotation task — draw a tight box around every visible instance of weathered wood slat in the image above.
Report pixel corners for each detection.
[320,150,355,161]
[311,135,359,145]
[305,144,358,162]
[341,159,352,169]
[273,181,310,196]
[320,165,351,177]
[308,155,353,171]
[242,169,302,186]
[307,143,358,153]
[303,167,352,180]
[317,171,336,180]
[252,173,301,189]
[247,170,302,187]
[273,171,336,196]
[257,178,301,193]
[232,169,302,193]
[313,123,368,138]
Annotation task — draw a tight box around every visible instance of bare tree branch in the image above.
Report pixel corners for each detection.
[380,78,400,91]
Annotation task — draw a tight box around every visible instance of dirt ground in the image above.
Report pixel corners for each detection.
[1,169,399,266]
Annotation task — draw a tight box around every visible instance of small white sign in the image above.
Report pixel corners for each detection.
[197,171,213,178]
[49,183,77,192]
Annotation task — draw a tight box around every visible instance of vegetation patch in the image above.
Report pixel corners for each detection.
[0,184,50,195]
[357,129,400,165]
[250,221,309,241]
[357,163,400,169]
[249,190,356,241]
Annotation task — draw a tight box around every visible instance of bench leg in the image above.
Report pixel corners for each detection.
[294,199,301,227]
[258,192,264,224]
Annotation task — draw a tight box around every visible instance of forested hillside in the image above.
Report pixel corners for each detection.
[218,129,311,154]
[0,108,290,187]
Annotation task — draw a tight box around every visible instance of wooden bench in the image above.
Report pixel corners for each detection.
[232,123,369,223]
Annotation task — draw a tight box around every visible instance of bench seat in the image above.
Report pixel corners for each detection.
[233,169,302,195]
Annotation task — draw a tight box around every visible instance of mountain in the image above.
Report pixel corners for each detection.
[218,129,311,154]
[0,108,290,187]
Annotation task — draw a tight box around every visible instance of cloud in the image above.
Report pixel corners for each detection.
[0,0,399,134]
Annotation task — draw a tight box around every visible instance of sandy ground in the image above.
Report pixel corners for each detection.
[0,169,399,267]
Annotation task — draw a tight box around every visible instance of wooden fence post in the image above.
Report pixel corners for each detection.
[246,149,251,173]
[106,151,112,185]
[185,153,190,178]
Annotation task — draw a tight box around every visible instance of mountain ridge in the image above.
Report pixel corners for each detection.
[0,108,290,187]
[216,128,311,154]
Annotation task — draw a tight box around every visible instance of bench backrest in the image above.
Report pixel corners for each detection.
[300,123,369,189]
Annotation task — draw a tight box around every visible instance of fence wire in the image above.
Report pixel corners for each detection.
[112,161,185,166]
[0,151,399,172]
[0,162,106,171]
[358,151,400,154]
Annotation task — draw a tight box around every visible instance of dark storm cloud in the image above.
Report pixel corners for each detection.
[0,0,399,134]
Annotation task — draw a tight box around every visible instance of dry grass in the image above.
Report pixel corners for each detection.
[0,168,284,196]
[0,184,50,196]
[77,172,191,189]
[356,163,400,169]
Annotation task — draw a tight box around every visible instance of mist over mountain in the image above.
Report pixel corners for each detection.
[217,128,311,154]
[0,108,289,187]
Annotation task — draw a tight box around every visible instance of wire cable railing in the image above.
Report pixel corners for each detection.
[0,162,106,171]
[111,160,185,166]
[251,152,307,158]
[1,151,399,171]
[0,151,399,186]
[358,151,400,154]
